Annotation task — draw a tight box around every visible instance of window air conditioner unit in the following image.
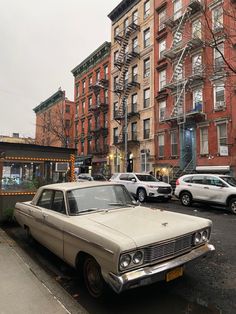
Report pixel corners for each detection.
[55,162,69,172]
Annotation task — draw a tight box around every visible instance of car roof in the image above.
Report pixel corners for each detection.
[180,173,230,177]
[39,181,118,192]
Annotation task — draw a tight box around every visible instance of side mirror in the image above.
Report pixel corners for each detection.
[131,178,136,183]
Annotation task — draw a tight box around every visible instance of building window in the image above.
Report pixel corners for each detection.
[96,70,100,82]
[159,9,166,31]
[144,58,150,78]
[159,39,166,59]
[113,127,118,144]
[132,10,138,24]
[193,89,203,111]
[88,76,93,86]
[214,83,225,109]
[114,50,119,63]
[104,112,108,128]
[76,84,80,98]
[65,105,70,113]
[65,119,70,130]
[132,65,138,82]
[192,54,202,75]
[132,37,138,53]
[214,43,224,71]
[88,118,92,132]
[96,93,100,106]
[158,134,164,157]
[217,123,228,155]
[76,104,79,116]
[104,65,109,79]
[144,28,150,48]
[144,88,150,108]
[81,120,85,133]
[141,152,150,173]
[75,122,78,137]
[212,6,223,31]
[192,19,201,39]
[159,100,166,121]
[159,69,166,90]
[113,102,119,118]
[81,142,84,154]
[88,139,92,154]
[171,131,178,156]
[104,89,108,104]
[95,115,99,129]
[143,118,150,139]
[82,80,86,94]
[173,0,182,21]
[200,127,208,155]
[124,18,129,33]
[82,101,85,114]
[131,122,137,140]
[88,96,92,109]
[132,93,138,112]
[144,0,150,18]
[114,26,119,37]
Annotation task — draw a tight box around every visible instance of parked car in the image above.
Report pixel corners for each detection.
[110,172,172,202]
[77,173,107,182]
[175,173,236,214]
[14,181,215,298]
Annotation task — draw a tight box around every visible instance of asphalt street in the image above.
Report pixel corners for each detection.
[2,199,236,314]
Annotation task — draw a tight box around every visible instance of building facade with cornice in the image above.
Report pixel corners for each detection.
[71,42,111,175]
[34,90,74,148]
[108,0,155,173]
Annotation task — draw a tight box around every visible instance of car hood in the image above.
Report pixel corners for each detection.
[85,206,211,249]
[142,181,171,187]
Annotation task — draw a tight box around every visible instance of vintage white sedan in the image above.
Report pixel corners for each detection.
[14,182,215,298]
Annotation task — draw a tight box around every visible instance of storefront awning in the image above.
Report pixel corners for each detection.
[196,166,230,173]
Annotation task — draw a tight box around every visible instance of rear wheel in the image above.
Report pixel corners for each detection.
[83,256,107,299]
[180,192,192,207]
[229,198,236,214]
[137,188,147,203]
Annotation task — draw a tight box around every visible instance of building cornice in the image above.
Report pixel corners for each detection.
[33,90,65,113]
[108,0,141,24]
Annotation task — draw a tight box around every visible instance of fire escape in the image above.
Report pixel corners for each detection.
[113,18,140,158]
[163,0,205,124]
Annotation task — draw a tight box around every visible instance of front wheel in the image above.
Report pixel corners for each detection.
[83,256,107,299]
[180,192,192,207]
[137,188,147,203]
[229,198,236,214]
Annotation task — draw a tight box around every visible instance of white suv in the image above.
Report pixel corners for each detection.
[174,173,236,214]
[110,173,172,202]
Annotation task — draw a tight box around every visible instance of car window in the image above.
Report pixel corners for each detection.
[37,189,53,209]
[136,174,157,182]
[191,176,204,184]
[183,176,193,183]
[119,174,129,180]
[128,175,136,181]
[221,176,236,187]
[205,176,224,186]
[51,191,66,214]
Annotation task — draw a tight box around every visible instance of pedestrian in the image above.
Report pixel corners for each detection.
[149,171,154,176]
[156,171,163,181]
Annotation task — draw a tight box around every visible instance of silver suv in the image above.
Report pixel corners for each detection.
[174,173,236,214]
[110,173,172,202]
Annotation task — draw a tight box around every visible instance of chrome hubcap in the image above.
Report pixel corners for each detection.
[182,194,190,205]
[138,190,145,202]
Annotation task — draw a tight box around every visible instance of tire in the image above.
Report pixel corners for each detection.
[137,188,147,203]
[83,256,107,299]
[229,198,236,214]
[180,192,192,207]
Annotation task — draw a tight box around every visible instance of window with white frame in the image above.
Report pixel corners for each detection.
[144,88,150,108]
[159,69,166,90]
[132,10,138,24]
[212,6,223,31]
[113,127,118,144]
[200,127,208,155]
[132,65,138,82]
[132,37,138,53]
[144,0,150,18]
[159,9,166,31]
[144,28,150,48]
[88,96,92,109]
[104,89,108,104]
[214,43,224,71]
[144,58,150,78]
[76,84,80,98]
[104,65,108,79]
[113,101,119,118]
[217,122,228,155]
[114,50,118,63]
[173,0,182,20]
[82,80,86,94]
[159,39,166,59]
[192,19,201,39]
[96,70,100,82]
[88,76,92,86]
[192,54,202,75]
[132,93,138,112]
[141,152,150,172]
[114,26,119,37]
[143,118,150,139]
[159,100,166,121]
[124,18,129,33]
[158,134,164,157]
[214,83,225,109]
[82,101,85,114]
[171,131,178,156]
[193,88,203,110]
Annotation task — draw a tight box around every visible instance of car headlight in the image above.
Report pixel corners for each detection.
[120,254,131,269]
[147,185,156,189]
[133,251,143,264]
[193,228,210,246]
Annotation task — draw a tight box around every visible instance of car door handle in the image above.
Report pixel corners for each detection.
[203,187,209,189]
[187,184,192,186]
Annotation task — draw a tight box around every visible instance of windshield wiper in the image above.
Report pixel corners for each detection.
[108,202,133,207]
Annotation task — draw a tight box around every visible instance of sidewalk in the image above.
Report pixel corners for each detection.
[0,228,87,314]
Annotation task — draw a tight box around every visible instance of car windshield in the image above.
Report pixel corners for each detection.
[220,176,236,187]
[67,184,136,215]
[136,174,158,182]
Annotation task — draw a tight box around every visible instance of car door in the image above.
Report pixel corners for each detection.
[202,175,228,204]
[36,189,65,259]
[188,175,206,200]
[127,174,137,195]
[118,173,130,191]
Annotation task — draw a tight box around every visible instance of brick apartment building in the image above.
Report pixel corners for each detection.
[34,89,74,148]
[108,0,155,173]
[154,0,236,181]
[71,42,111,175]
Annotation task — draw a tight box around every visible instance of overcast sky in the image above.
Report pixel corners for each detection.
[0,0,120,138]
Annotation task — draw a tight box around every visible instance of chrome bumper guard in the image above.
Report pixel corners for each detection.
[108,243,215,293]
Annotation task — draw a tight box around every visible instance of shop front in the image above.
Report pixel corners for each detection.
[0,142,76,222]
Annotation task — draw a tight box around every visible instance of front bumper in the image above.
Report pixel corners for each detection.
[107,243,215,293]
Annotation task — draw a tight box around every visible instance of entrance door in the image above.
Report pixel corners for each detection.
[183,127,195,168]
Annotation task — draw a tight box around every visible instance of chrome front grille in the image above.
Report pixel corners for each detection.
[143,235,192,263]
[157,187,172,194]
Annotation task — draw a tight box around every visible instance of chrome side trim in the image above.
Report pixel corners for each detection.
[107,243,215,293]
